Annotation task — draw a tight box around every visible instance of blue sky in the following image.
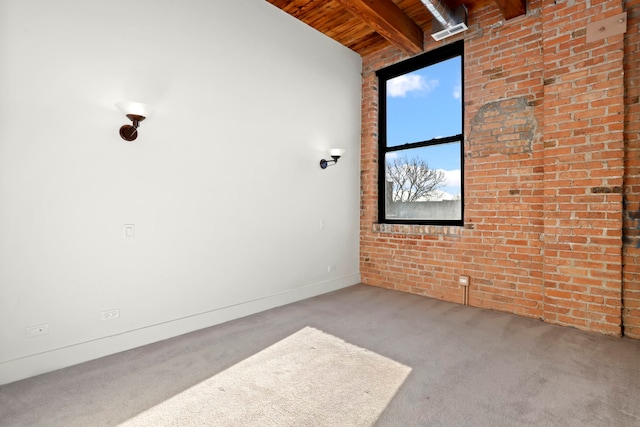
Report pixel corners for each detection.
[386,56,462,196]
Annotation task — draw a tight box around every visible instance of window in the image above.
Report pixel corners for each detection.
[377,41,463,226]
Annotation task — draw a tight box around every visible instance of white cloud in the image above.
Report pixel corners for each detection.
[453,85,461,100]
[441,169,461,188]
[387,74,439,98]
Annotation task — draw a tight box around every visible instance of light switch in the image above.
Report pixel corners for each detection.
[124,224,135,240]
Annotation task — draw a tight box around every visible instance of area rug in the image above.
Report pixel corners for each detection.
[121,326,411,426]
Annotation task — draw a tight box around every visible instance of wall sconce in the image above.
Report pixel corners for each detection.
[115,101,153,142]
[320,149,346,169]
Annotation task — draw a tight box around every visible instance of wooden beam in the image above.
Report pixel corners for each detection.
[337,0,423,55]
[493,0,526,20]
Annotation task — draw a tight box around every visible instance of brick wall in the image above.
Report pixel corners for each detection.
[541,0,625,336]
[361,0,633,337]
[624,0,640,338]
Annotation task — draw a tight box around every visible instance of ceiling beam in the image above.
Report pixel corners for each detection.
[337,0,424,55]
[493,0,526,20]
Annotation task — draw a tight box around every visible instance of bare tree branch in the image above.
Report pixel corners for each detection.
[386,155,445,202]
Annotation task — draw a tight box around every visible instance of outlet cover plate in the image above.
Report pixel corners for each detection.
[25,324,49,338]
[586,12,627,43]
[101,309,120,321]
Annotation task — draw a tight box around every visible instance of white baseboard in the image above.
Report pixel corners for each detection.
[0,274,360,385]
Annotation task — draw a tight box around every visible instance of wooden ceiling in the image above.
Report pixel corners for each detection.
[266,0,526,56]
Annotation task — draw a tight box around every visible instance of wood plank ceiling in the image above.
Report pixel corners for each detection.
[266,0,526,56]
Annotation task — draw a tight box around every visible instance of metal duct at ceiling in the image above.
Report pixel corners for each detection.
[420,0,468,41]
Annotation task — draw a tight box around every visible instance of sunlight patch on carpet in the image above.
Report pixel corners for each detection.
[121,326,411,426]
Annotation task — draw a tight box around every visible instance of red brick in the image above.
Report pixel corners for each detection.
[359,0,629,338]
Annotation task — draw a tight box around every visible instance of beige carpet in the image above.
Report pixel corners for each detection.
[120,326,411,426]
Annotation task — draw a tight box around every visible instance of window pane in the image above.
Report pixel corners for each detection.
[386,56,461,147]
[384,143,461,221]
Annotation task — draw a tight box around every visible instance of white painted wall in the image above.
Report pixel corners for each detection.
[0,0,361,385]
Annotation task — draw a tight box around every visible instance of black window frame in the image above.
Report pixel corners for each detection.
[376,40,464,226]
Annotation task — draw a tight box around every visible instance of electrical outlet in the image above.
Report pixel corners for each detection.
[101,309,120,321]
[459,275,469,286]
[327,265,336,273]
[25,324,49,338]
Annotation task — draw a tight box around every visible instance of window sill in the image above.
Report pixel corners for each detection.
[372,223,470,237]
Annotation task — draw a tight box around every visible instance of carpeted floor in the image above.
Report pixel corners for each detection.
[122,326,411,426]
[1,284,640,426]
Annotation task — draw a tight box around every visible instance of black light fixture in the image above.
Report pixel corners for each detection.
[320,149,346,169]
[116,101,152,142]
